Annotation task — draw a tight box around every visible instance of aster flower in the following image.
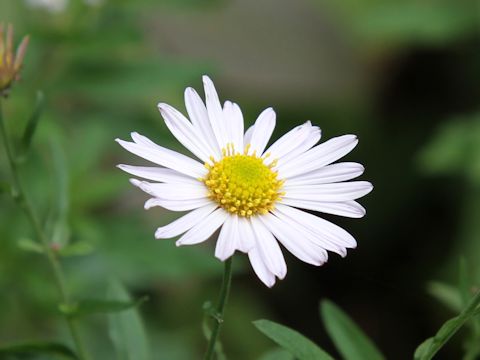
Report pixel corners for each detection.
[116,76,372,287]
[0,24,29,97]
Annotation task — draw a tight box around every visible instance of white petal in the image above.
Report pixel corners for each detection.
[247,108,276,156]
[155,203,217,239]
[248,247,276,288]
[275,203,357,249]
[259,213,328,266]
[243,124,255,146]
[223,101,244,152]
[117,165,199,184]
[272,207,348,257]
[215,215,238,261]
[184,87,221,159]
[279,198,366,218]
[158,103,212,162]
[264,121,320,165]
[278,135,358,178]
[176,208,228,246]
[145,197,212,211]
[116,134,206,178]
[237,216,256,253]
[131,180,208,200]
[250,216,287,279]
[203,75,228,150]
[283,181,373,202]
[284,162,365,186]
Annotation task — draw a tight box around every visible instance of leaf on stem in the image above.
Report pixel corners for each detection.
[253,319,335,360]
[59,296,148,317]
[17,238,44,254]
[20,90,45,155]
[427,281,462,313]
[320,299,385,360]
[107,281,151,360]
[0,341,78,359]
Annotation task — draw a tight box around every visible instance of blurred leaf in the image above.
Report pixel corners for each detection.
[58,240,94,257]
[428,281,462,313]
[17,238,44,254]
[107,281,151,360]
[59,296,148,317]
[253,319,334,360]
[0,341,78,359]
[459,258,471,307]
[20,91,45,155]
[0,181,11,194]
[258,348,295,360]
[320,300,385,360]
[44,138,71,247]
[320,0,478,47]
[418,114,480,183]
[414,290,480,359]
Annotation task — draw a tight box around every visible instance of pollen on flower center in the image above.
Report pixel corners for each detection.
[202,145,284,217]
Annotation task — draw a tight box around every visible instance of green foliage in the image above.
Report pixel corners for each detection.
[320,300,385,360]
[59,296,148,318]
[418,114,480,183]
[253,319,335,360]
[19,91,45,157]
[107,281,151,360]
[0,342,78,359]
[258,348,295,360]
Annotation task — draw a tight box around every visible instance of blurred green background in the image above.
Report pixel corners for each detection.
[0,0,479,359]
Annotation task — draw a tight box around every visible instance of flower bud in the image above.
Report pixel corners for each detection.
[0,23,29,97]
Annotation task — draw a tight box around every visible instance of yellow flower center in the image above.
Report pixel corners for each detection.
[202,145,284,217]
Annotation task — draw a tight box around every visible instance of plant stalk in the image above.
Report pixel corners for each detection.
[204,256,233,360]
[0,99,89,360]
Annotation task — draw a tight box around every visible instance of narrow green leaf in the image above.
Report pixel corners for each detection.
[414,338,434,360]
[59,296,148,317]
[428,281,462,313]
[107,281,151,360]
[0,181,11,194]
[17,238,44,254]
[253,319,335,360]
[45,139,70,248]
[459,258,470,307]
[320,300,385,360]
[58,241,94,257]
[259,347,295,360]
[414,289,480,359]
[21,91,45,154]
[0,341,78,359]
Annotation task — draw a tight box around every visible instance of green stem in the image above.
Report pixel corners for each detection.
[204,256,233,360]
[0,100,89,360]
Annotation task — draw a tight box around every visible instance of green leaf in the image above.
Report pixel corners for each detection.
[258,348,295,360]
[320,300,385,360]
[59,296,148,317]
[17,238,44,254]
[414,290,480,359]
[58,241,94,257]
[427,281,462,313]
[459,257,471,307]
[0,341,78,359]
[253,319,335,360]
[414,338,434,360]
[21,91,45,154]
[107,281,151,360]
[0,181,11,194]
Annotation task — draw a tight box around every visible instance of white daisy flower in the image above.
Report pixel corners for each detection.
[116,76,373,287]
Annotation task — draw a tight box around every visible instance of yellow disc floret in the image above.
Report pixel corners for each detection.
[202,145,284,217]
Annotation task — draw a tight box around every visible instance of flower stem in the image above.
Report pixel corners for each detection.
[0,99,89,360]
[204,256,233,360]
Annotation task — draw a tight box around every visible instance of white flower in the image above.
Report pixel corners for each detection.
[25,0,68,13]
[116,76,373,287]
